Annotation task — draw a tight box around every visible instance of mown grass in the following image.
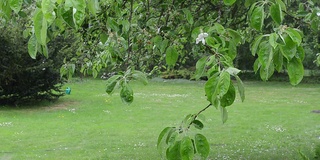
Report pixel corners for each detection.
[0,78,319,160]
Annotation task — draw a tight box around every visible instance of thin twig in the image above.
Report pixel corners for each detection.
[186,103,212,130]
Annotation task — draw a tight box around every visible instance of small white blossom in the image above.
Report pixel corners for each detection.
[317,12,320,17]
[157,27,161,34]
[73,8,77,14]
[196,32,208,45]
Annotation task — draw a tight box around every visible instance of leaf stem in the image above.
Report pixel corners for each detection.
[186,103,212,130]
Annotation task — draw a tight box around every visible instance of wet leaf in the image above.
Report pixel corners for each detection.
[194,57,207,80]
[195,134,210,159]
[28,34,38,59]
[221,81,236,107]
[270,3,282,25]
[287,57,304,85]
[192,120,204,130]
[250,6,264,31]
[180,136,194,160]
[105,75,122,94]
[120,84,134,104]
[166,141,181,160]
[166,46,178,66]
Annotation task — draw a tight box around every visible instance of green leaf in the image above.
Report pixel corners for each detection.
[248,2,257,15]
[92,69,98,78]
[227,29,242,44]
[245,0,257,8]
[180,136,194,160]
[221,55,233,67]
[269,33,278,49]
[158,127,175,148]
[205,37,216,48]
[250,6,264,31]
[223,0,236,6]
[160,39,169,54]
[166,129,178,145]
[270,3,282,25]
[258,41,273,69]
[166,46,178,66]
[182,9,193,24]
[253,59,260,74]
[158,127,176,158]
[107,18,119,32]
[217,71,231,97]
[100,33,108,44]
[33,10,46,45]
[225,67,241,76]
[251,35,265,56]
[120,84,134,104]
[194,57,207,80]
[194,134,210,159]
[2,1,12,20]
[296,46,305,61]
[166,141,181,160]
[235,75,245,102]
[181,114,193,127]
[205,74,219,104]
[113,4,122,17]
[54,18,66,32]
[62,8,76,29]
[132,70,148,85]
[70,64,76,73]
[9,0,23,14]
[191,27,201,40]
[228,40,237,60]
[221,81,236,107]
[273,49,283,72]
[105,75,121,94]
[275,0,286,12]
[213,23,225,34]
[280,35,297,61]
[87,0,100,16]
[42,0,56,24]
[259,63,274,81]
[42,44,49,58]
[287,57,304,85]
[152,36,162,47]
[41,17,48,45]
[65,0,72,9]
[122,19,130,33]
[220,106,228,124]
[28,34,38,59]
[71,0,86,28]
[192,120,204,130]
[284,28,302,46]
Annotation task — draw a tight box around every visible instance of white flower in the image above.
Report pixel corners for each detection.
[196,33,208,45]
[317,12,320,17]
[73,8,77,14]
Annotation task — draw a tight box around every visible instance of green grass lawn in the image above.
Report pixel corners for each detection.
[0,78,319,160]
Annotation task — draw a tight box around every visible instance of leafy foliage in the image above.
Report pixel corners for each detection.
[1,0,319,158]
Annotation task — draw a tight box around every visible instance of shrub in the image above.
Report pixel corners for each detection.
[0,23,70,105]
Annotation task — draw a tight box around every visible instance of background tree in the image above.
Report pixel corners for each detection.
[0,17,77,105]
[1,0,319,159]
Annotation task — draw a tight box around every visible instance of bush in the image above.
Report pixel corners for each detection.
[0,23,69,105]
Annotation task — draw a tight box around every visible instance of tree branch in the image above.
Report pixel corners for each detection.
[186,103,212,130]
